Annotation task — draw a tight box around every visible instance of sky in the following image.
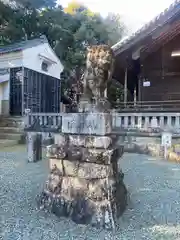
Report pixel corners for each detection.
[59,0,175,34]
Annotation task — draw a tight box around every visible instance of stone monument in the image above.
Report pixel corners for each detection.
[37,45,127,229]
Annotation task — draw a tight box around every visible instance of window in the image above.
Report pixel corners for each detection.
[41,61,48,72]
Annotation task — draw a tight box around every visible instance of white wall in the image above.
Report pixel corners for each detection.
[0,42,64,80]
[23,43,64,79]
[0,41,63,107]
[0,51,23,69]
[0,73,9,83]
[0,84,3,114]
[2,81,9,100]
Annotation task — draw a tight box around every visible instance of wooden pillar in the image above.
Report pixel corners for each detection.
[21,67,24,116]
[138,62,143,103]
[134,88,137,106]
[124,68,128,107]
[138,76,141,102]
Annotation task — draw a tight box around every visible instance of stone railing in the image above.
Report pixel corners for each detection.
[116,100,180,112]
[24,113,62,131]
[112,112,180,131]
[24,112,180,133]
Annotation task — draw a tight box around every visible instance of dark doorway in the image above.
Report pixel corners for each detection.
[9,67,61,116]
[9,67,23,116]
[23,68,61,114]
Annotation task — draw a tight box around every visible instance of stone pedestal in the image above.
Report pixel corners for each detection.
[37,109,127,229]
[27,132,42,162]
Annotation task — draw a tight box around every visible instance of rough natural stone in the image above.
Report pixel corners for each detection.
[46,175,119,201]
[54,134,67,145]
[85,136,112,149]
[69,135,85,147]
[67,146,82,161]
[168,151,180,162]
[27,132,42,162]
[82,147,118,165]
[49,159,114,179]
[46,144,67,159]
[37,189,123,229]
[48,143,123,165]
[68,135,112,149]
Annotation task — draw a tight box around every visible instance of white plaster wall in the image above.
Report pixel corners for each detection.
[0,51,23,68]
[0,73,9,102]
[0,51,22,104]
[0,41,64,113]
[23,43,64,79]
[0,73,10,83]
[2,81,9,100]
[0,43,64,79]
[0,84,2,114]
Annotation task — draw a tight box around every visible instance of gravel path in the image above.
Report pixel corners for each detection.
[1,146,180,239]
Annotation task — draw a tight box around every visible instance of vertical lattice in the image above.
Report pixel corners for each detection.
[23,68,61,113]
[9,67,23,116]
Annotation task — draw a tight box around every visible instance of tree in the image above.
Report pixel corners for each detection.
[9,0,56,8]
[104,13,126,45]
[60,2,126,105]
[64,1,95,16]
[0,0,126,106]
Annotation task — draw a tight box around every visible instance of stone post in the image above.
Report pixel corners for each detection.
[37,110,127,229]
[27,132,42,162]
[37,44,127,230]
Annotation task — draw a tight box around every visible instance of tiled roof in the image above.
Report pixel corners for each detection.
[112,0,180,54]
[0,35,48,54]
[141,20,180,58]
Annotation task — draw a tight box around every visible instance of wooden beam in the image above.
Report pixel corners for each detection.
[124,68,128,106]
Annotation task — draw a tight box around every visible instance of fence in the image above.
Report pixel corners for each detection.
[24,113,62,130]
[112,112,180,130]
[116,100,180,112]
[24,112,180,133]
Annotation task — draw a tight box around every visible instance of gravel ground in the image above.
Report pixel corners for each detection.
[1,146,180,239]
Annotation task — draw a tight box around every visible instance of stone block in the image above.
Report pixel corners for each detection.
[49,159,114,179]
[62,176,88,191]
[82,147,118,165]
[48,144,121,165]
[67,146,82,161]
[46,144,67,159]
[27,132,42,162]
[68,135,112,149]
[69,135,85,147]
[54,134,67,145]
[168,150,180,162]
[37,186,127,229]
[46,171,62,192]
[62,113,112,135]
[87,178,116,201]
[46,174,117,201]
[85,136,112,149]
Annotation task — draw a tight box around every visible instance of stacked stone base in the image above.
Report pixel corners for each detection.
[37,110,127,230]
[38,161,127,229]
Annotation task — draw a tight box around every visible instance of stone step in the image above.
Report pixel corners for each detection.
[0,116,22,121]
[0,127,21,133]
[0,133,22,141]
[0,120,22,127]
[0,139,20,148]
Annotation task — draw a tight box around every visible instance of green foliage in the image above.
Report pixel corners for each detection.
[0,0,126,104]
[107,81,124,107]
[10,0,56,8]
